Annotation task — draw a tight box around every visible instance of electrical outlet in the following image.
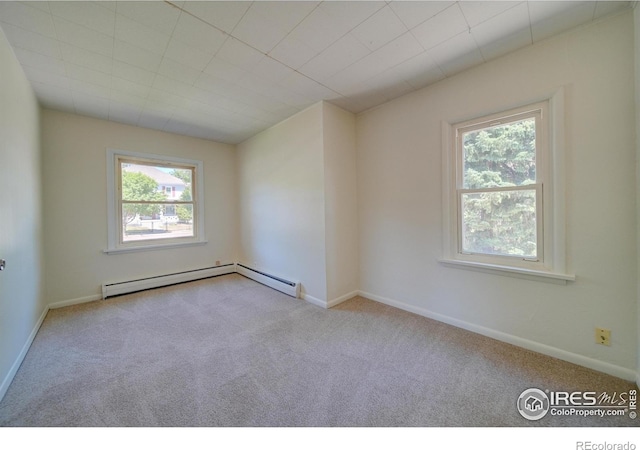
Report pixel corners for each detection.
[215,260,221,266]
[595,327,611,346]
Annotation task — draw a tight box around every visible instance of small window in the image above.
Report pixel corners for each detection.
[106,149,205,253]
[441,95,572,281]
[164,205,176,216]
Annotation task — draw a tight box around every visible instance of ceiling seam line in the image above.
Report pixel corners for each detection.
[140,1,184,131]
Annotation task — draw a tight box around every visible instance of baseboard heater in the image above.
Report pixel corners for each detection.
[236,263,300,298]
[102,264,236,299]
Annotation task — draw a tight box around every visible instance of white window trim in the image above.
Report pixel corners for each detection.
[456,107,544,265]
[105,148,207,254]
[439,88,574,283]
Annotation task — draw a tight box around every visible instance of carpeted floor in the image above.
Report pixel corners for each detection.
[0,274,636,427]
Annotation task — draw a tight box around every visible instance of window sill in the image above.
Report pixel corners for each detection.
[104,239,208,254]
[438,258,575,284]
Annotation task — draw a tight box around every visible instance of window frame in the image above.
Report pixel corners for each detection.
[105,149,206,254]
[440,91,574,283]
[456,106,544,266]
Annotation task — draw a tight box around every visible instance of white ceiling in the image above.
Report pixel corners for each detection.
[0,1,632,144]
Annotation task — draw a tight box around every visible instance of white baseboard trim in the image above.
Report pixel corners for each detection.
[358,290,638,382]
[0,306,49,402]
[327,290,359,308]
[303,291,359,309]
[302,293,327,309]
[0,292,102,402]
[49,294,103,309]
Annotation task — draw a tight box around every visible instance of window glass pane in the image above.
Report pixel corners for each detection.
[461,189,537,258]
[168,168,193,202]
[175,204,193,224]
[121,163,192,203]
[122,204,194,242]
[462,117,536,189]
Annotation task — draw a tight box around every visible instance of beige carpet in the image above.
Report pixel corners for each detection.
[0,274,636,427]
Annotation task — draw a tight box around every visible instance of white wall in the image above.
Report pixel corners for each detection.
[237,103,327,302]
[236,102,359,306]
[0,29,45,399]
[323,103,359,304]
[41,110,237,304]
[357,12,637,379]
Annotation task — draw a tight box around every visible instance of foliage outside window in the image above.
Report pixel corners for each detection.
[457,111,542,261]
[106,149,205,253]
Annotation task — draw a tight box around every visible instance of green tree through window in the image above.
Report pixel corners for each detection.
[121,171,166,226]
[458,114,540,259]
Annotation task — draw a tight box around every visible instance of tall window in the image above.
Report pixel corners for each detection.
[106,149,205,253]
[441,96,571,281]
[457,108,542,261]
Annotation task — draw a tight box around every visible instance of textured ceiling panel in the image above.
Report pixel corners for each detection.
[0,0,632,144]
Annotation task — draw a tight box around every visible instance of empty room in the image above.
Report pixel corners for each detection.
[0,0,639,437]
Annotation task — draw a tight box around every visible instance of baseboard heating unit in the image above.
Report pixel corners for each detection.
[102,264,236,299]
[236,263,300,298]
